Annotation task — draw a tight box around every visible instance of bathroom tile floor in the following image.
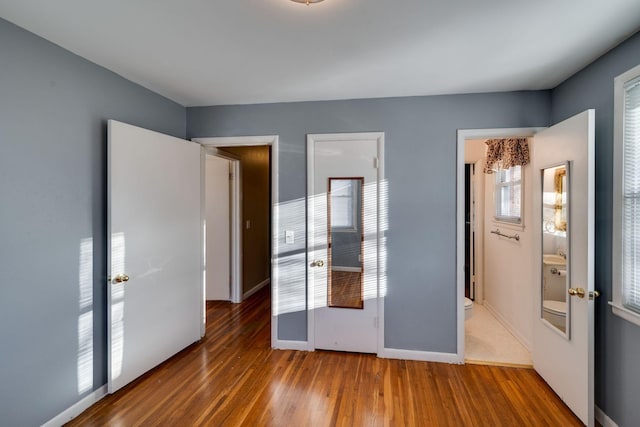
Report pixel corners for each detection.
[465,302,533,367]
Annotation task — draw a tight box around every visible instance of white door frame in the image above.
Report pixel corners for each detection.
[193,135,278,347]
[204,148,242,303]
[455,127,544,363]
[306,132,385,355]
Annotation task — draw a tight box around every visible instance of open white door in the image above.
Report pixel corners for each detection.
[307,132,382,353]
[205,154,231,301]
[108,120,202,393]
[532,110,595,425]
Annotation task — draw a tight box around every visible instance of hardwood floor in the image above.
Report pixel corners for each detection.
[68,287,583,426]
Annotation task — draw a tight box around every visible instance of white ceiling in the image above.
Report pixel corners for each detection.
[1,0,639,107]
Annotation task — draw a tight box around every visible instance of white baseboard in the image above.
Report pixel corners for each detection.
[379,348,462,364]
[272,339,310,351]
[484,300,532,351]
[595,405,619,427]
[243,278,270,300]
[42,385,107,427]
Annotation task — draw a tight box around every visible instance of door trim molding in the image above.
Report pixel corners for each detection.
[306,132,385,355]
[193,135,279,348]
[456,127,545,364]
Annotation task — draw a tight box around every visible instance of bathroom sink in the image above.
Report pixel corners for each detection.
[543,254,567,265]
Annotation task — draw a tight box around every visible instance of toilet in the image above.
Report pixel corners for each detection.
[464,297,474,320]
[542,300,567,329]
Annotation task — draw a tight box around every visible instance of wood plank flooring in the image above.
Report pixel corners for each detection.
[68,287,583,426]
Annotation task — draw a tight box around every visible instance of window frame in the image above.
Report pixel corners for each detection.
[493,165,524,227]
[611,63,640,327]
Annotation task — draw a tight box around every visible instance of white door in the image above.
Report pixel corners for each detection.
[108,120,202,393]
[307,132,383,353]
[205,154,230,300]
[532,110,595,425]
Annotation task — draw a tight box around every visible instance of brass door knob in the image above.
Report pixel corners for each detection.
[311,260,325,267]
[568,287,585,298]
[589,290,601,300]
[113,273,130,283]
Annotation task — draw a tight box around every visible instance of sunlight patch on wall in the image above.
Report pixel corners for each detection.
[272,198,306,316]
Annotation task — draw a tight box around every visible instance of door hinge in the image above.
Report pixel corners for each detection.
[229,172,234,180]
[373,157,379,169]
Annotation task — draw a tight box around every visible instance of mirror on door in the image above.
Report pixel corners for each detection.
[328,178,364,309]
[541,162,570,337]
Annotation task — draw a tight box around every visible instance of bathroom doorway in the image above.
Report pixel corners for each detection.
[458,128,542,367]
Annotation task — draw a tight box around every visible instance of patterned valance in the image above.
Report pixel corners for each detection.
[483,138,530,174]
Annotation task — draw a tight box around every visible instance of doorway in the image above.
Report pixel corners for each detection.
[462,148,531,366]
[194,135,279,347]
[457,128,543,367]
[218,145,271,301]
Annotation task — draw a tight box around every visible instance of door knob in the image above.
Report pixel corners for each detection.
[589,290,600,300]
[311,260,325,267]
[113,273,130,283]
[568,287,585,298]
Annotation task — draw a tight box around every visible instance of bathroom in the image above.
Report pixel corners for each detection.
[463,136,536,366]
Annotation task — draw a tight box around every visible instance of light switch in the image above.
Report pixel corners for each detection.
[285,230,294,244]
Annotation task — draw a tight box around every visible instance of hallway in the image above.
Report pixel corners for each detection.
[69,287,581,426]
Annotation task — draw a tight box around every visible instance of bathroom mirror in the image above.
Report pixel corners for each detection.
[327,178,364,309]
[540,162,570,337]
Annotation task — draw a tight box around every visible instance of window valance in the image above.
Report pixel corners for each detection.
[483,138,530,174]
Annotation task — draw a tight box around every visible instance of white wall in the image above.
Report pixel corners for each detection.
[205,155,231,300]
[476,138,534,350]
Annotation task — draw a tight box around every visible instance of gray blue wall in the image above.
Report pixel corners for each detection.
[551,31,640,426]
[0,18,185,426]
[187,92,551,347]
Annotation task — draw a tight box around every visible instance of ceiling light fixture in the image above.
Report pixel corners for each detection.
[291,0,324,5]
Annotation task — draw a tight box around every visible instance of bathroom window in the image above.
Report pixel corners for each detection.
[612,63,640,327]
[494,165,522,225]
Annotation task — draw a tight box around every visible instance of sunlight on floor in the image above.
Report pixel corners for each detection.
[465,302,532,367]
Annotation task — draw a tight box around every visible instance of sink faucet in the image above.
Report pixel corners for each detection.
[558,250,566,259]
